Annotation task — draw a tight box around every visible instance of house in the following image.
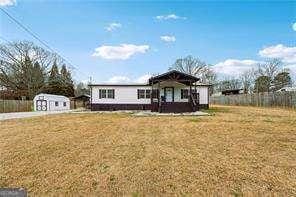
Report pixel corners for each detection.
[221,89,244,95]
[277,86,296,92]
[89,70,210,113]
[33,93,70,111]
[73,94,90,108]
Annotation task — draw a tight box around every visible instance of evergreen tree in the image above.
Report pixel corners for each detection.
[44,60,64,95]
[60,64,74,97]
[273,71,292,91]
[254,76,271,93]
[32,61,45,96]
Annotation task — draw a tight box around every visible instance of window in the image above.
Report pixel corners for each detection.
[63,102,66,107]
[55,101,59,106]
[107,89,115,99]
[99,89,106,98]
[145,90,151,99]
[137,89,151,99]
[138,89,145,99]
[99,89,114,99]
[181,89,189,99]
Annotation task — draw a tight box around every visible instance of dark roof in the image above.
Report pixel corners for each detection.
[74,94,90,99]
[149,70,199,85]
[221,89,243,95]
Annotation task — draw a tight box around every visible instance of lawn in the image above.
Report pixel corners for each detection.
[0,105,296,196]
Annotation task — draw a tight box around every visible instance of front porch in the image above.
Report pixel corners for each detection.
[149,70,200,113]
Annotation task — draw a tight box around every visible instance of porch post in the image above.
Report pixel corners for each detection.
[158,81,161,112]
[189,80,192,104]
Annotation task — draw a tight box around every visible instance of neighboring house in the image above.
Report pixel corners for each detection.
[277,86,296,92]
[33,93,70,111]
[89,70,210,113]
[221,89,244,95]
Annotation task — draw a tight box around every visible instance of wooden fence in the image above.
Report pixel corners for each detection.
[210,91,296,109]
[0,100,33,113]
[0,100,78,113]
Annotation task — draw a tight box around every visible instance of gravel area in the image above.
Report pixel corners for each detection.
[0,110,72,121]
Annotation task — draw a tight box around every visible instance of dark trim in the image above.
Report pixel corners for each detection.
[91,103,151,111]
[91,103,208,112]
[149,70,200,84]
[89,84,149,87]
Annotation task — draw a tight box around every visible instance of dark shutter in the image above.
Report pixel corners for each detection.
[99,89,102,99]
[112,89,115,99]
[181,89,184,99]
[137,89,140,99]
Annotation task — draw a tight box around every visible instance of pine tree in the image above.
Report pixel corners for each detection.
[273,71,292,91]
[32,61,45,95]
[254,76,271,93]
[44,60,64,95]
[60,64,74,97]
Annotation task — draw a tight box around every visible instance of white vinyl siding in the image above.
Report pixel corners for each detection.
[91,85,209,105]
[92,86,151,104]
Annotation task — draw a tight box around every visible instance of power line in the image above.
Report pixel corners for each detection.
[0,7,90,79]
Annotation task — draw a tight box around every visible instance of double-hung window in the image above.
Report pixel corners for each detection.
[99,89,115,99]
[181,89,189,99]
[137,89,151,99]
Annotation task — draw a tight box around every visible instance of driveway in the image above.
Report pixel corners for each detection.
[0,110,72,121]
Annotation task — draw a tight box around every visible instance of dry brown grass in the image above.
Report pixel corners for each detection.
[1,105,296,196]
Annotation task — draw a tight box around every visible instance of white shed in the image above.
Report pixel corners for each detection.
[33,93,70,111]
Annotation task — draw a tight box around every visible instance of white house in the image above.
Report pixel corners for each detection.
[33,93,70,111]
[89,70,210,113]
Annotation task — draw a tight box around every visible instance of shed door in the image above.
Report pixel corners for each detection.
[36,100,47,111]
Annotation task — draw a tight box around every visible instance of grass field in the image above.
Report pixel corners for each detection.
[1,105,296,196]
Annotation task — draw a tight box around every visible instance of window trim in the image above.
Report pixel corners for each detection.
[181,89,189,99]
[99,89,115,99]
[137,89,151,99]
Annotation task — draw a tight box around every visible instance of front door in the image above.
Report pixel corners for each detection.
[165,87,174,102]
[36,100,47,111]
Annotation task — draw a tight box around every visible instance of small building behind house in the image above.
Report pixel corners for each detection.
[221,89,244,95]
[73,94,90,108]
[33,93,70,111]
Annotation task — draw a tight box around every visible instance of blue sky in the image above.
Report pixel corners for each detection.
[1,0,295,83]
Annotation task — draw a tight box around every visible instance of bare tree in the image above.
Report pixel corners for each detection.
[239,68,256,93]
[0,41,63,99]
[169,55,217,84]
[257,59,282,79]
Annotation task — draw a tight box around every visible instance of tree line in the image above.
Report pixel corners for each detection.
[0,41,75,100]
[170,56,293,94]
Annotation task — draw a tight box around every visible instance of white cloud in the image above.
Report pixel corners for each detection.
[92,44,149,60]
[213,59,259,76]
[107,76,131,83]
[105,22,122,32]
[0,0,16,6]
[155,14,186,20]
[134,74,152,83]
[259,44,296,64]
[107,74,151,84]
[160,35,176,42]
[292,22,296,31]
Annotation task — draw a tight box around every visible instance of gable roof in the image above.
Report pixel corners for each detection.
[149,70,200,85]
